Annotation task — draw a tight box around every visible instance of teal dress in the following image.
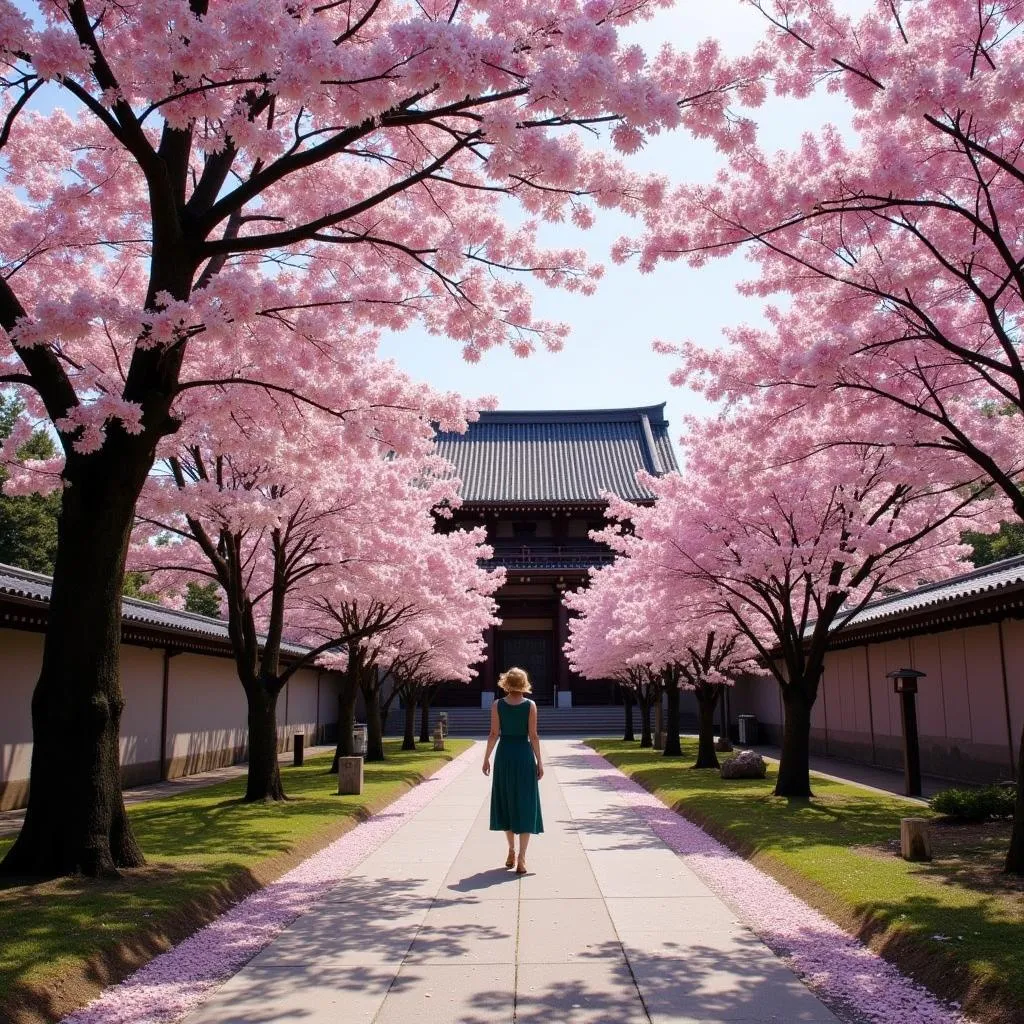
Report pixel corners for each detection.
[489,698,544,834]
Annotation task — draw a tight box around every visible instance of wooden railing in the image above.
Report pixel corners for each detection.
[482,544,615,568]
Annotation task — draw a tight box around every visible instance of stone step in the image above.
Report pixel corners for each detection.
[384,705,699,736]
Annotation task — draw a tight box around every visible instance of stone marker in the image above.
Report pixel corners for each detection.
[337,756,363,796]
[432,724,445,751]
[720,749,767,779]
[900,817,932,861]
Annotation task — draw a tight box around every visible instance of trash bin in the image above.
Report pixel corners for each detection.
[737,714,758,746]
[352,724,368,757]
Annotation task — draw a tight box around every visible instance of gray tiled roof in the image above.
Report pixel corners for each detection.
[834,555,1024,632]
[0,562,309,655]
[435,405,679,503]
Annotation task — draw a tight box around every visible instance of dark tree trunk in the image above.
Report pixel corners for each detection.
[693,687,721,770]
[402,696,417,751]
[1006,721,1024,875]
[245,683,285,802]
[331,675,359,771]
[663,676,682,757]
[775,685,814,798]
[419,692,432,744]
[0,444,149,878]
[363,679,385,762]
[639,696,652,748]
[622,688,635,742]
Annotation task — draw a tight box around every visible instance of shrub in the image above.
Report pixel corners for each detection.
[930,785,1016,822]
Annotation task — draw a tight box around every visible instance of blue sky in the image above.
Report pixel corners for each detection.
[379,1,872,438]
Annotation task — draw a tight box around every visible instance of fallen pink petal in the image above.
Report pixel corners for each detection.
[60,748,475,1024]
[580,745,975,1024]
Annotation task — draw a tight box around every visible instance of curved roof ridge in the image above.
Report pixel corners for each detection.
[457,403,669,426]
[434,402,680,504]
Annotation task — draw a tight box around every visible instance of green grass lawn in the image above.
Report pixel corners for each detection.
[0,740,470,1023]
[590,738,1023,1024]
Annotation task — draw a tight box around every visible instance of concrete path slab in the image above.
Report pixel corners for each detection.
[183,739,842,1024]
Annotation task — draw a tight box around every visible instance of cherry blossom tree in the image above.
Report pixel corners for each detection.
[379,605,494,753]
[676,626,754,771]
[603,406,994,798]
[565,559,659,747]
[623,0,1024,872]
[314,522,500,763]
[565,555,685,753]
[131,380,471,799]
[567,550,755,763]
[0,0,764,878]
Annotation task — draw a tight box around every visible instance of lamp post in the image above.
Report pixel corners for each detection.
[887,668,926,797]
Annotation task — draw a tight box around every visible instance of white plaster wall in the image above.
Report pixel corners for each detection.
[1,625,347,807]
[119,645,164,771]
[0,629,42,806]
[281,668,321,746]
[165,652,249,776]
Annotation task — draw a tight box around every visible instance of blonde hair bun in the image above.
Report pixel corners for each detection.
[497,667,532,694]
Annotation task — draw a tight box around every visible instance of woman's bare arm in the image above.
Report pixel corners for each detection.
[529,702,543,780]
[482,701,500,775]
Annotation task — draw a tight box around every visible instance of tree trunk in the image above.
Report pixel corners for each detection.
[363,680,385,762]
[1006,721,1024,875]
[402,695,417,751]
[331,675,359,771]
[623,688,635,742]
[245,683,285,802]
[775,686,814,798]
[639,696,652,748]
[0,445,148,878]
[663,676,682,757]
[693,687,720,769]
[419,692,432,744]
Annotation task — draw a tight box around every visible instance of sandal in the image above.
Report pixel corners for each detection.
[505,849,515,869]
[515,859,527,875]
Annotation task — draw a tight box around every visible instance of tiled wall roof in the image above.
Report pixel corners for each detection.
[435,405,679,503]
[835,555,1024,632]
[0,562,311,656]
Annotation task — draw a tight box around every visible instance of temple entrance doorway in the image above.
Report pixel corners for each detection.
[497,631,554,706]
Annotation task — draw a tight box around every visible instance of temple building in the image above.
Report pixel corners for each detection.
[433,404,679,708]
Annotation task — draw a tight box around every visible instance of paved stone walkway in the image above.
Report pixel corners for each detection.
[184,740,839,1024]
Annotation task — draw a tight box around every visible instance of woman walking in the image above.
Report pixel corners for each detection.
[482,667,544,873]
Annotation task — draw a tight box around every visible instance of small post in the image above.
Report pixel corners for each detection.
[432,724,446,751]
[292,733,304,767]
[337,756,363,795]
[900,817,932,861]
[888,669,926,797]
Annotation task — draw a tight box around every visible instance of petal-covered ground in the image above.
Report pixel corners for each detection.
[61,747,476,1024]
[580,744,973,1024]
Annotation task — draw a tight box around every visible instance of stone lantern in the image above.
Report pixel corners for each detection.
[887,668,926,797]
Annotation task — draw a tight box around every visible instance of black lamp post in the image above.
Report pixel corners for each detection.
[887,668,926,797]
